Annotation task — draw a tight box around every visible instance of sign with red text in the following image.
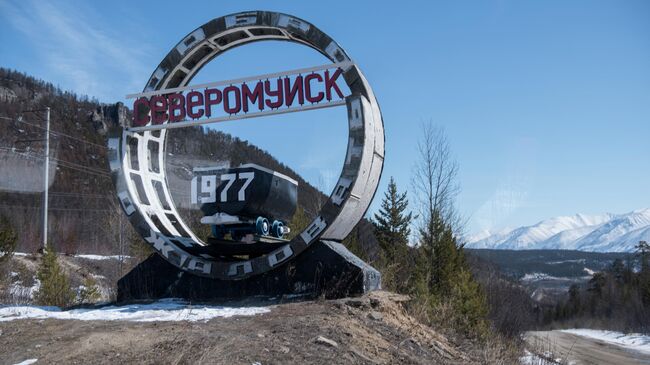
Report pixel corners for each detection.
[126,62,351,132]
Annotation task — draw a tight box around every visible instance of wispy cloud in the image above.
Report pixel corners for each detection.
[0,0,152,101]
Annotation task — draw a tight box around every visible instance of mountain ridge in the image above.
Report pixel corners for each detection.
[466,209,650,252]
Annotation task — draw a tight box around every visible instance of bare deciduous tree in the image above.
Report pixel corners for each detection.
[411,122,461,235]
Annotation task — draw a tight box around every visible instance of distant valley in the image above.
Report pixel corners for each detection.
[467,249,630,280]
[467,249,632,303]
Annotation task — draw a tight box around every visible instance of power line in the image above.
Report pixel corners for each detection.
[53,162,112,179]
[54,159,111,176]
[0,204,117,213]
[49,191,114,199]
[0,148,112,178]
[0,146,110,174]
[0,146,107,173]
[0,115,107,148]
[0,115,108,149]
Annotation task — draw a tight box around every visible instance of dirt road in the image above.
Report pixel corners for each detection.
[525,331,650,365]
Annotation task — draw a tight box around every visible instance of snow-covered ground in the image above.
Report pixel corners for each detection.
[520,272,594,284]
[519,349,569,365]
[13,359,38,365]
[521,273,559,282]
[0,299,270,322]
[8,277,40,300]
[6,253,130,260]
[74,254,131,260]
[560,329,650,354]
[520,272,590,282]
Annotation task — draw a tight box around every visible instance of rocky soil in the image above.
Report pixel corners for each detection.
[0,291,477,365]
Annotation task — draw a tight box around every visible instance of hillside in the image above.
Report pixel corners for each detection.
[0,68,348,255]
[466,209,650,252]
[0,291,475,364]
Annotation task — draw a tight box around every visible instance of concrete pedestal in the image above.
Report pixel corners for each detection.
[117,240,381,302]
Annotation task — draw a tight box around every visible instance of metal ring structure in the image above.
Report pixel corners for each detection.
[108,11,385,280]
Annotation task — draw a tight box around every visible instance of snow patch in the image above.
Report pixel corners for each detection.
[547,259,586,265]
[13,359,38,365]
[561,329,650,354]
[6,252,131,261]
[9,279,40,300]
[520,273,571,282]
[583,267,595,276]
[519,350,563,364]
[1,252,29,257]
[519,350,540,364]
[74,254,131,261]
[0,299,270,322]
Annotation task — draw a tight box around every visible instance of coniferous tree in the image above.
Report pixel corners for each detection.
[374,177,413,248]
[637,241,650,273]
[35,248,75,307]
[568,284,581,316]
[550,253,650,333]
[419,212,463,294]
[636,241,650,305]
[373,177,414,291]
[451,266,489,335]
[412,211,489,337]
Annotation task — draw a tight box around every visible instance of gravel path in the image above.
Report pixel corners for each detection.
[525,330,650,365]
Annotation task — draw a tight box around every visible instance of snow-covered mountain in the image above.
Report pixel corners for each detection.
[466,209,650,252]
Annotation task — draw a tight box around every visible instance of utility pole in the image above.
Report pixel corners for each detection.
[43,107,50,249]
[119,213,124,276]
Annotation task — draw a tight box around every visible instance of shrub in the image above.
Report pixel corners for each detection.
[0,215,17,265]
[78,276,101,304]
[34,248,75,307]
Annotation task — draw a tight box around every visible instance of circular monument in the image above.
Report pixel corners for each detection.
[108,11,384,281]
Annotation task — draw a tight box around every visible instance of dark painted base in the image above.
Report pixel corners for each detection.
[117,240,381,302]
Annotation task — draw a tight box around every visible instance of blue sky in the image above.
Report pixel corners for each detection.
[1,0,649,235]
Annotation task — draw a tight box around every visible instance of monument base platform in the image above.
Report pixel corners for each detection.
[117,240,381,302]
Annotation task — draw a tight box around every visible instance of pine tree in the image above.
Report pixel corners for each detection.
[373,177,414,291]
[636,241,650,305]
[374,177,413,250]
[636,241,650,273]
[418,210,461,294]
[416,210,489,338]
[568,284,581,315]
[451,266,489,336]
[35,248,75,307]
